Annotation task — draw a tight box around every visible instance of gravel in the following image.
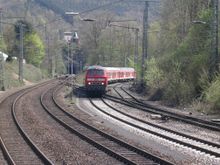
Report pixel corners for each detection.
[71,86,220,165]
[0,144,7,165]
[15,81,122,165]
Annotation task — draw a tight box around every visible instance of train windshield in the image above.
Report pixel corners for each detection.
[87,69,104,76]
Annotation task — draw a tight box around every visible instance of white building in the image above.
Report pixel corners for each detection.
[0,51,8,61]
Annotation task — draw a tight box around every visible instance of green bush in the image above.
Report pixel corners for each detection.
[4,62,22,88]
[147,9,212,106]
[23,64,43,82]
[162,62,193,105]
[203,74,220,110]
[145,57,164,88]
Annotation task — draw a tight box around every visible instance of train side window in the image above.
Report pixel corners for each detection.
[107,72,111,78]
[117,72,120,77]
[113,72,116,78]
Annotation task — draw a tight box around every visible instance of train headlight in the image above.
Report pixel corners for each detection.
[88,82,91,85]
[101,82,104,85]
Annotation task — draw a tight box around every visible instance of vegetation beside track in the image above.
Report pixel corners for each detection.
[4,61,46,89]
[144,7,220,114]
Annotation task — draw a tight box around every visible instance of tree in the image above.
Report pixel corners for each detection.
[144,0,214,105]
[24,32,45,66]
[14,20,45,67]
[0,38,6,52]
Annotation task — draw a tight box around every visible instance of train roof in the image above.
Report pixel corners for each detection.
[87,65,104,70]
[104,67,135,71]
[86,66,135,71]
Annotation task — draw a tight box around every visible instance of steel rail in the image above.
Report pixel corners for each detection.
[41,86,138,165]
[100,97,220,155]
[43,82,174,165]
[12,80,55,165]
[101,97,220,148]
[121,86,220,128]
[0,136,15,165]
[104,93,220,132]
[113,85,124,98]
[90,98,220,158]
[0,79,58,165]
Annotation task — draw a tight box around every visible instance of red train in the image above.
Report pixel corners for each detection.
[85,65,136,94]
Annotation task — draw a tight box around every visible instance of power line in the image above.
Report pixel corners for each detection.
[141,1,149,86]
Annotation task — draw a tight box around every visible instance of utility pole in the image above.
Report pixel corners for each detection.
[210,0,220,76]
[0,53,5,91]
[109,27,113,66]
[47,36,52,77]
[134,28,139,73]
[19,23,24,82]
[64,31,72,74]
[45,25,53,77]
[68,42,70,74]
[210,0,219,78]
[0,8,5,90]
[0,8,3,37]
[124,30,127,67]
[141,1,149,86]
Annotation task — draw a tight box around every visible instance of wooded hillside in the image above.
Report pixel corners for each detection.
[1,0,220,113]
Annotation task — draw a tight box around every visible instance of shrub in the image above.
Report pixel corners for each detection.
[162,62,193,105]
[145,57,164,88]
[4,61,45,89]
[203,74,220,110]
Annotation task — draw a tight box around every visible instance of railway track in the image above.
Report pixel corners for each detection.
[0,80,55,165]
[105,85,220,132]
[41,82,173,165]
[89,97,220,159]
[0,137,8,164]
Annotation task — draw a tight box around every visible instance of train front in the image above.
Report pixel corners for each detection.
[85,66,107,95]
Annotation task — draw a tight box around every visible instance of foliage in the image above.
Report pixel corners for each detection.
[51,41,66,74]
[55,54,66,74]
[203,74,220,110]
[0,38,7,52]
[34,0,143,20]
[4,26,17,58]
[24,32,45,67]
[2,0,220,113]
[147,5,214,106]
[162,62,193,105]
[11,20,45,67]
[148,22,161,57]
[145,57,164,88]
[4,63,21,88]
[80,12,140,67]
[14,20,34,39]
[23,63,43,82]
[4,61,45,89]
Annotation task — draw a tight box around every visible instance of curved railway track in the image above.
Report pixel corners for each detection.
[0,80,56,165]
[0,137,10,164]
[41,82,173,165]
[105,85,220,132]
[89,97,220,158]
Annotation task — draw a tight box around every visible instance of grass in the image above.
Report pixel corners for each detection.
[3,61,45,89]
[76,72,85,85]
